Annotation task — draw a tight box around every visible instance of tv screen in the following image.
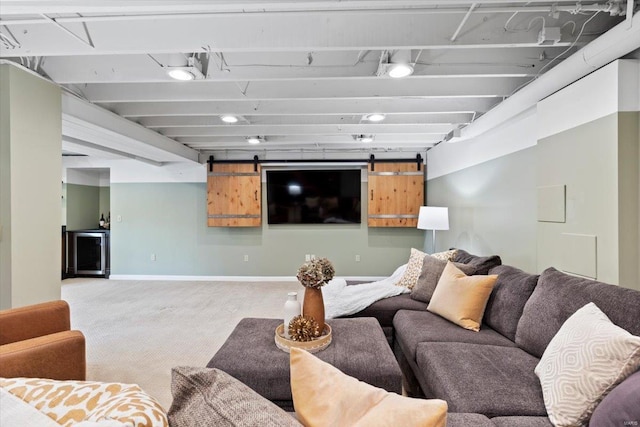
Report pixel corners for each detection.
[266,169,361,224]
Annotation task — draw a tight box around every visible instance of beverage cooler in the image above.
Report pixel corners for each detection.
[66,230,110,278]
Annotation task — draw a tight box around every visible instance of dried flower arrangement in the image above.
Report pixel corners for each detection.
[296,257,335,289]
[288,315,321,341]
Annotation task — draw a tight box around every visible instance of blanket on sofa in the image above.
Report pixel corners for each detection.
[324,264,408,318]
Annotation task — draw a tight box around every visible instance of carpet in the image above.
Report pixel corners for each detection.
[62,278,301,410]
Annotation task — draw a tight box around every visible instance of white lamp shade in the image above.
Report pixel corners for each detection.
[417,206,449,230]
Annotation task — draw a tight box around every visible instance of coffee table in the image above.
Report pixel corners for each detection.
[207,317,402,411]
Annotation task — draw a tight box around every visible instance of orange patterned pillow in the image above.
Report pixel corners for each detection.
[0,377,167,427]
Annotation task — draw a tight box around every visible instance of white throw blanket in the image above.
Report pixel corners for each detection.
[323,264,409,319]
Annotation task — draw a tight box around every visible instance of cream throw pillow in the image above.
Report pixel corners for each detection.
[394,248,427,289]
[534,302,640,427]
[395,249,457,289]
[290,347,447,427]
[426,262,497,331]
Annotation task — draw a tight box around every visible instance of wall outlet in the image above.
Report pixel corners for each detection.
[355,254,361,262]
[305,254,311,261]
[151,254,156,261]
[243,254,249,262]
[117,215,122,222]
[311,254,316,260]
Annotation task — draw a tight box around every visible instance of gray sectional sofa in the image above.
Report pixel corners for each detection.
[346,249,640,427]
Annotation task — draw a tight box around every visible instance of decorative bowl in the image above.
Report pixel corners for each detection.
[274,323,332,354]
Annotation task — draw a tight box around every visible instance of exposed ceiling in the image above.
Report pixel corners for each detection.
[0,1,635,163]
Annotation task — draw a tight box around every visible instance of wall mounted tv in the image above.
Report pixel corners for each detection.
[266,169,361,224]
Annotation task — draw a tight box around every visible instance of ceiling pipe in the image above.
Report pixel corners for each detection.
[453,9,640,142]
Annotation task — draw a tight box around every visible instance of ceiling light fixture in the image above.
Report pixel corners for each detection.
[220,115,239,123]
[246,136,265,145]
[363,113,386,122]
[377,50,414,78]
[165,56,205,81]
[354,134,375,143]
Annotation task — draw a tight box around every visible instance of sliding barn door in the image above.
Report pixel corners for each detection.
[207,164,261,227]
[368,162,424,227]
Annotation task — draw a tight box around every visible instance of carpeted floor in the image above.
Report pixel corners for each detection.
[62,278,301,410]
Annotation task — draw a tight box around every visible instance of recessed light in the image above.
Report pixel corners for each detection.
[221,115,239,123]
[246,136,264,145]
[167,69,196,81]
[363,113,386,122]
[388,63,414,78]
[354,134,375,143]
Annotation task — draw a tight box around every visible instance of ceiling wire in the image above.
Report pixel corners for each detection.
[508,10,603,96]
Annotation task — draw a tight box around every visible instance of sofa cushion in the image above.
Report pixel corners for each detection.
[490,417,553,427]
[447,413,495,427]
[515,267,640,358]
[411,256,476,303]
[484,265,539,341]
[427,262,498,331]
[416,343,546,417]
[452,249,502,275]
[535,302,640,427]
[589,369,640,427]
[168,366,302,427]
[393,310,516,363]
[344,293,427,327]
[290,348,447,427]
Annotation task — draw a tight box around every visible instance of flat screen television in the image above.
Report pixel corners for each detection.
[266,169,361,224]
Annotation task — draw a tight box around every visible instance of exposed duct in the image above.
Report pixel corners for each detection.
[452,9,640,142]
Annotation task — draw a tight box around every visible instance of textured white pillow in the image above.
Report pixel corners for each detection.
[394,248,427,289]
[535,302,640,427]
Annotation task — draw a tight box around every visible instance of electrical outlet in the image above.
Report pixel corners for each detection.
[151,254,156,261]
[117,215,122,222]
[305,254,311,261]
[243,254,249,262]
[311,254,316,260]
[355,254,361,262]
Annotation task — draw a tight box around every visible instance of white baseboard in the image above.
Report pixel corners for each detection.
[108,275,385,282]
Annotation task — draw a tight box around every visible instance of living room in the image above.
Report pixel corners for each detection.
[1,1,640,426]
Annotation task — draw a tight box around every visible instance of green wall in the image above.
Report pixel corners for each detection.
[110,182,423,277]
[426,147,537,272]
[66,183,100,230]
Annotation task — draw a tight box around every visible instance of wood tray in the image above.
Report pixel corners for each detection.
[274,323,332,354]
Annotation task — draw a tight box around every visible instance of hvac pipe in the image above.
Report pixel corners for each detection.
[455,9,640,142]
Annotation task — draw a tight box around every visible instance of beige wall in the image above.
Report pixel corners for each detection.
[536,112,639,290]
[0,65,62,309]
[426,147,537,273]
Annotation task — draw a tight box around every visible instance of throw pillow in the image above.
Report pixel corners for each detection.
[429,249,458,262]
[0,377,167,427]
[589,370,640,427]
[289,347,447,427]
[168,366,302,427]
[534,302,640,427]
[411,255,476,303]
[426,262,498,331]
[452,249,502,275]
[394,248,427,289]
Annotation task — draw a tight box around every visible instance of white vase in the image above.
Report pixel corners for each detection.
[283,292,301,339]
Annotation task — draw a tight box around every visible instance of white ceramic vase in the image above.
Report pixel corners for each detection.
[283,292,301,339]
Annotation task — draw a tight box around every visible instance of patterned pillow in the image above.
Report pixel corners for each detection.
[430,249,457,262]
[534,303,640,426]
[0,377,167,427]
[394,248,427,289]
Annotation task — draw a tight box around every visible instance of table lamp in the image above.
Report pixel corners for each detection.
[417,206,449,253]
